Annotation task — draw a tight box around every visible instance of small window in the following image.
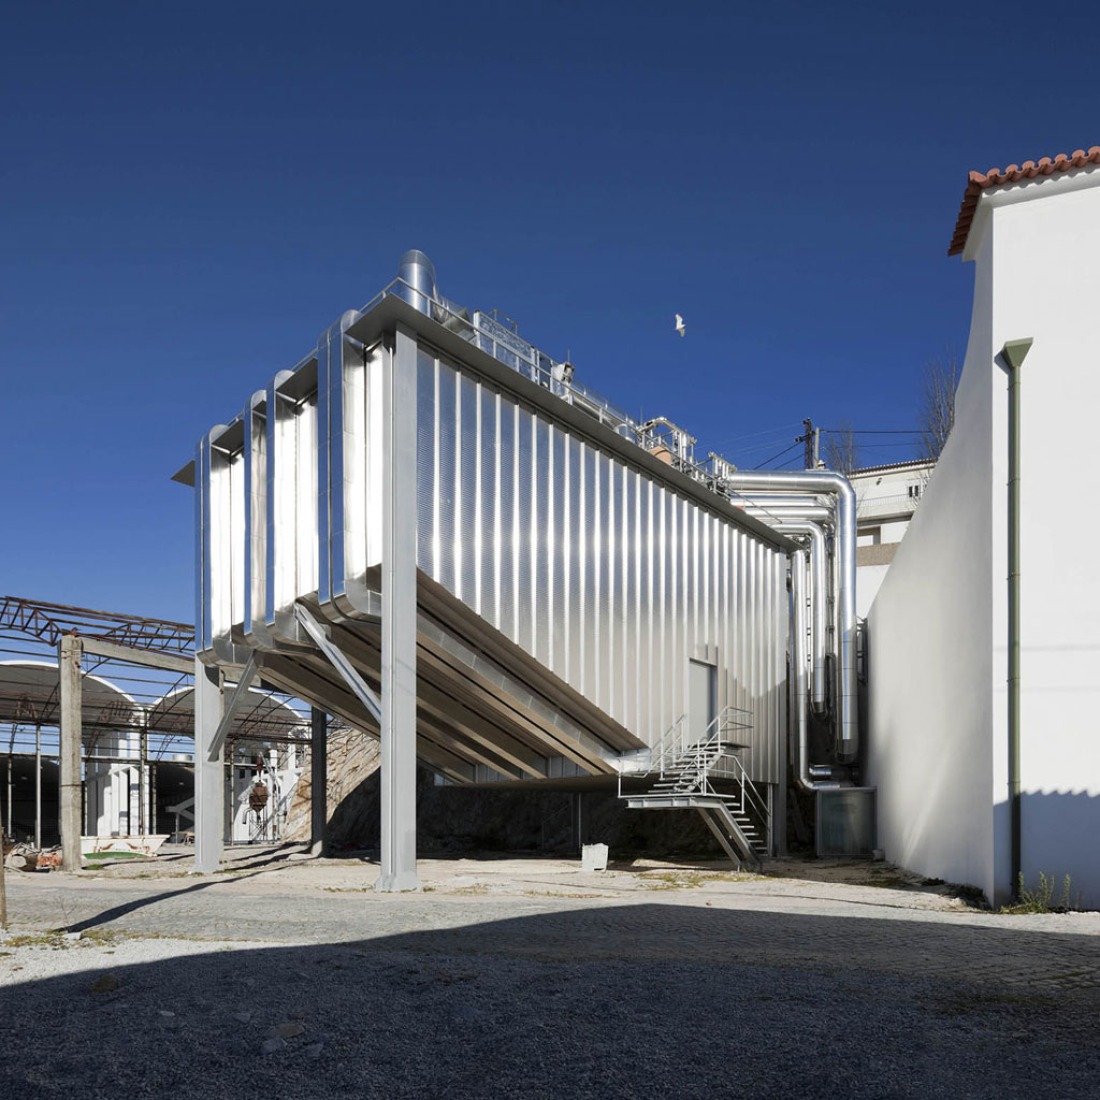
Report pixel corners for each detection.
[907,483,922,500]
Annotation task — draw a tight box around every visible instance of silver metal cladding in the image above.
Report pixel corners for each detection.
[189,255,807,793]
[264,370,318,644]
[196,426,249,666]
[413,344,788,783]
[242,391,274,650]
[194,430,213,658]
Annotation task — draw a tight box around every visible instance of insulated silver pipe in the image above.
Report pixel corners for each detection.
[740,506,832,711]
[770,521,829,711]
[790,549,812,790]
[395,249,438,315]
[721,470,858,760]
[743,504,832,523]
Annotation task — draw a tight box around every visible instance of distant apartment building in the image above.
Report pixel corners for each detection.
[851,458,935,618]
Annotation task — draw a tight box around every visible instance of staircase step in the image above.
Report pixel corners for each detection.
[623,729,768,865]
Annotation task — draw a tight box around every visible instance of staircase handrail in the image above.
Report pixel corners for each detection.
[618,703,771,861]
[705,746,770,829]
[652,713,689,775]
[617,705,767,823]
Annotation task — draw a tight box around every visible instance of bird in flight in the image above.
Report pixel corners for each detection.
[675,313,686,337]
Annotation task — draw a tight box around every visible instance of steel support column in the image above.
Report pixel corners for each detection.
[375,323,420,892]
[58,634,84,871]
[310,707,327,856]
[193,658,224,872]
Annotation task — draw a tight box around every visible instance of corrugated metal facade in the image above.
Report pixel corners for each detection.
[413,344,787,783]
[195,311,789,785]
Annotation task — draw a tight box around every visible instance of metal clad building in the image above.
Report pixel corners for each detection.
[189,258,792,797]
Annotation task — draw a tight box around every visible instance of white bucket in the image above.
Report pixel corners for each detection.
[580,843,609,872]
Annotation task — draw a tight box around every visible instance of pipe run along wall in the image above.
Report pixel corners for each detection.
[721,470,859,767]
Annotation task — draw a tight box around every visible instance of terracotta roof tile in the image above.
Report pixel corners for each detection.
[948,146,1100,256]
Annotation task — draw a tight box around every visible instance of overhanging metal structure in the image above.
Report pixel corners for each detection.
[181,252,800,888]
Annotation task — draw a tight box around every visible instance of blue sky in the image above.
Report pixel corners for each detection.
[2,1,1095,623]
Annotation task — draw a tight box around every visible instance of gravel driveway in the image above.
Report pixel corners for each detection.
[2,850,1098,1098]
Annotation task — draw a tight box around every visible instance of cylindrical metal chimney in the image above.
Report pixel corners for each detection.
[395,249,438,315]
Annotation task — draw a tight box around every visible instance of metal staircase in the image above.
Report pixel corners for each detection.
[617,707,769,870]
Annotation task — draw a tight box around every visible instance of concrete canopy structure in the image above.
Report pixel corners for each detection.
[0,660,140,732]
[0,637,308,853]
[146,684,306,746]
[868,146,1100,907]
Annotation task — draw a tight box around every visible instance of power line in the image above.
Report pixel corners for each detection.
[753,441,803,470]
[707,422,804,451]
[819,428,920,435]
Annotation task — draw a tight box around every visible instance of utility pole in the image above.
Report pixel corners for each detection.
[798,419,820,469]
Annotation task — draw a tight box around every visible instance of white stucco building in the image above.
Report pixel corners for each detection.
[867,146,1100,907]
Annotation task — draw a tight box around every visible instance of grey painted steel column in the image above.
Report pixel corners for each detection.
[376,323,420,892]
[193,658,225,873]
[310,707,327,856]
[58,634,83,871]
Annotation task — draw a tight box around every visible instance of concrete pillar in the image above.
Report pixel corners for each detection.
[58,634,83,871]
[310,707,327,856]
[193,658,224,872]
[138,724,148,836]
[375,323,420,892]
[34,725,42,850]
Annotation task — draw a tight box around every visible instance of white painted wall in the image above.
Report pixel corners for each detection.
[853,462,932,617]
[868,165,1100,906]
[868,224,998,900]
[856,565,889,619]
[85,730,150,838]
[994,181,1100,905]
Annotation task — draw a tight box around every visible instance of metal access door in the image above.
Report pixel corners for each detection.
[688,659,717,745]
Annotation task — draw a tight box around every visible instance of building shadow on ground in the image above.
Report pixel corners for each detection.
[3,899,1100,1099]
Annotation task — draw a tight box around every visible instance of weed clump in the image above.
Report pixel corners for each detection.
[1003,871,1073,914]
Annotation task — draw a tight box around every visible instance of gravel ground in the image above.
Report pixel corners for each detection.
[2,849,1099,1099]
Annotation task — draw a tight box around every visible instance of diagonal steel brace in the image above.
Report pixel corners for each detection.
[208,651,261,762]
[294,603,382,725]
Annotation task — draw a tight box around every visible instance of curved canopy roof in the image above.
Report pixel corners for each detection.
[0,662,306,747]
[0,660,140,731]
[146,686,306,743]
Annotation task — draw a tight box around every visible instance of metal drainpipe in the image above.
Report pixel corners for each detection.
[1001,337,1032,901]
